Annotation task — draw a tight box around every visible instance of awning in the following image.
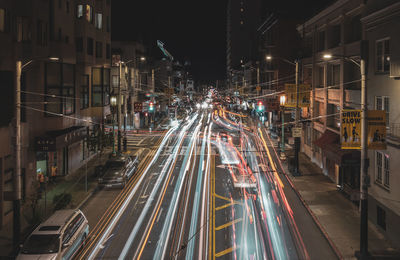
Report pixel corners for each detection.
[314,130,360,164]
[35,126,87,151]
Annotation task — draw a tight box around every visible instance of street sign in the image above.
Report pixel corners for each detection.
[292,127,302,137]
[134,102,143,113]
[367,110,386,150]
[341,109,361,149]
[284,84,311,107]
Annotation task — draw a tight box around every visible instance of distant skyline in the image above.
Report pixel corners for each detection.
[112,0,335,82]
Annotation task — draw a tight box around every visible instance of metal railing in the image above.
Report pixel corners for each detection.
[388,123,400,139]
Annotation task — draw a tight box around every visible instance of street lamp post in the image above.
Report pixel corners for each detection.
[280,95,286,160]
[110,95,117,155]
[266,55,300,172]
[14,57,59,249]
[324,51,369,259]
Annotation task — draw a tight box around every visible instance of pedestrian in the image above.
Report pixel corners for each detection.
[38,170,45,192]
[51,165,57,183]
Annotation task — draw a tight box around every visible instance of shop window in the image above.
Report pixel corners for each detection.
[376,38,390,73]
[80,75,89,109]
[377,206,386,230]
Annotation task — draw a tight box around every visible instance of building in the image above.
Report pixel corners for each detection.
[0,0,111,227]
[361,0,400,247]
[226,0,262,93]
[297,0,364,194]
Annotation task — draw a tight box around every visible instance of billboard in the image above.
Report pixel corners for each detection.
[284,84,311,107]
[367,110,386,150]
[341,109,361,149]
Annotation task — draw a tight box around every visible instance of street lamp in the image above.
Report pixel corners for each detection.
[110,95,117,155]
[280,95,286,160]
[14,56,59,249]
[266,55,300,174]
[323,48,369,259]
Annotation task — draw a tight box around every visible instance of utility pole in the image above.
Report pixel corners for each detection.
[359,58,369,260]
[294,60,300,176]
[14,61,22,249]
[168,76,171,105]
[257,66,260,96]
[117,62,122,152]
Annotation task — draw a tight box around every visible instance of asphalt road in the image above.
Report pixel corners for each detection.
[75,110,338,260]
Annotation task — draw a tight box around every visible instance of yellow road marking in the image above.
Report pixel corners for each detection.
[215,247,235,258]
[212,155,216,260]
[215,218,242,231]
[215,202,238,211]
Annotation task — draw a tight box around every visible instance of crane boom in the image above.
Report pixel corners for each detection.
[157,40,174,61]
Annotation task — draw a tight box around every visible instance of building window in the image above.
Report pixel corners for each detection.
[0,8,5,32]
[92,68,102,107]
[95,41,102,58]
[106,16,110,32]
[80,75,89,109]
[112,75,119,89]
[328,64,340,88]
[36,20,47,46]
[58,27,62,41]
[77,5,83,18]
[95,13,102,29]
[376,38,390,73]
[377,206,386,230]
[76,37,83,52]
[327,104,340,129]
[62,64,75,115]
[66,0,70,13]
[87,37,93,55]
[313,130,322,154]
[375,151,389,188]
[85,5,93,23]
[16,16,31,42]
[317,66,324,88]
[375,96,389,126]
[106,43,110,59]
[329,24,341,48]
[58,0,62,9]
[317,30,325,52]
[45,62,62,114]
[103,68,110,106]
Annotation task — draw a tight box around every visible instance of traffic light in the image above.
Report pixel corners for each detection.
[149,102,154,112]
[257,101,264,112]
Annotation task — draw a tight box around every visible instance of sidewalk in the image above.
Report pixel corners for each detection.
[278,139,400,259]
[0,148,112,258]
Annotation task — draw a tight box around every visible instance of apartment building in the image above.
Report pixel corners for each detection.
[297,0,364,195]
[0,0,111,227]
[361,0,400,247]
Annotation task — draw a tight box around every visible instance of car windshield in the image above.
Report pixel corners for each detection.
[21,234,60,254]
[105,161,125,169]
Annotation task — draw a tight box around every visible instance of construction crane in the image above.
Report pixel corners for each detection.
[157,40,174,61]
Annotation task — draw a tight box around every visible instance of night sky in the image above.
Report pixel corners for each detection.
[112,0,335,82]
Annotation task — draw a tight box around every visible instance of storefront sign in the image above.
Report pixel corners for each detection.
[35,137,56,151]
[341,109,361,149]
[284,84,311,107]
[292,127,302,137]
[367,110,386,150]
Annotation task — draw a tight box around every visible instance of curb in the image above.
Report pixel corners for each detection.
[75,188,97,210]
[261,127,344,260]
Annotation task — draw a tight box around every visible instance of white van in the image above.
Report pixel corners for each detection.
[17,209,89,260]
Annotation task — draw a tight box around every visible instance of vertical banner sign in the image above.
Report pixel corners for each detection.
[341,109,361,149]
[284,84,311,107]
[367,110,386,150]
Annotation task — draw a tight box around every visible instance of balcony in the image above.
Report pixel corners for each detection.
[387,123,400,142]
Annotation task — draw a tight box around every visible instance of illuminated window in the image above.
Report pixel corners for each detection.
[240,8,244,12]
[240,21,243,25]
[77,5,83,18]
[85,5,93,23]
[376,38,390,72]
[0,8,5,32]
[95,13,102,29]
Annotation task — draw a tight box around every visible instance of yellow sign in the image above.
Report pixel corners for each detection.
[341,109,361,149]
[284,84,311,107]
[368,110,386,150]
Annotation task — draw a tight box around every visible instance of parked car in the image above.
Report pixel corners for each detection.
[17,209,89,260]
[98,155,139,189]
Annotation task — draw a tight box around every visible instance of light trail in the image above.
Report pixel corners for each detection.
[154,115,202,259]
[87,126,178,260]
[117,115,198,260]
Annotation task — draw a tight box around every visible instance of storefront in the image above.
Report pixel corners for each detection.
[34,126,87,179]
[314,130,360,199]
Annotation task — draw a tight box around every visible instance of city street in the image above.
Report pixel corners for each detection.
[74,109,338,259]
